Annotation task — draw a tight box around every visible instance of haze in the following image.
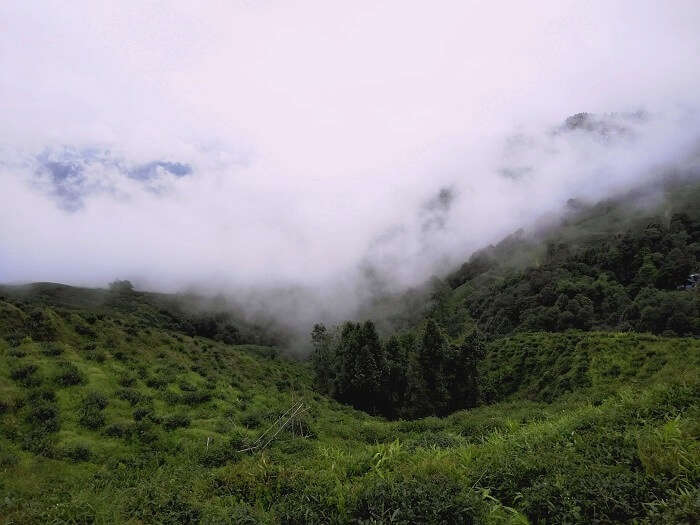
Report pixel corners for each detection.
[1,1,700,324]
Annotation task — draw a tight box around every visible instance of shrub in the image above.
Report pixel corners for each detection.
[24,400,60,433]
[167,390,212,406]
[87,349,107,363]
[0,451,19,467]
[64,443,91,462]
[79,407,106,430]
[10,363,39,386]
[83,390,109,410]
[74,323,96,338]
[21,430,57,457]
[53,362,85,387]
[117,388,148,406]
[178,381,196,392]
[41,345,64,357]
[26,309,58,341]
[163,414,191,431]
[134,421,159,445]
[104,422,134,438]
[78,391,108,430]
[198,436,244,467]
[349,475,482,524]
[132,407,161,423]
[240,413,262,429]
[146,376,168,390]
[118,374,137,387]
[26,386,57,402]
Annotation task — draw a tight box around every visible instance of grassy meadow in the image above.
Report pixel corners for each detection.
[0,285,698,523]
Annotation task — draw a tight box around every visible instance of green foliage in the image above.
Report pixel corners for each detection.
[63,443,92,462]
[10,363,40,386]
[78,390,109,430]
[24,400,60,433]
[116,388,148,406]
[437,185,700,340]
[53,361,85,386]
[1,210,699,524]
[312,320,483,418]
[163,413,191,430]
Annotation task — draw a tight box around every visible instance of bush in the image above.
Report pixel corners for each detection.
[83,390,109,410]
[240,413,262,429]
[134,421,160,445]
[163,414,191,431]
[64,443,91,462]
[178,381,196,392]
[10,363,39,386]
[21,430,57,457]
[118,374,137,387]
[87,350,107,363]
[104,422,134,438]
[198,436,244,467]
[54,362,85,387]
[0,451,19,467]
[79,407,106,430]
[146,376,168,390]
[25,400,60,433]
[78,391,108,430]
[133,407,154,422]
[349,475,482,524]
[167,390,212,406]
[41,345,64,357]
[26,387,56,402]
[117,388,148,406]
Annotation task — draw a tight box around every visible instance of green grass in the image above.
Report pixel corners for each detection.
[0,288,698,523]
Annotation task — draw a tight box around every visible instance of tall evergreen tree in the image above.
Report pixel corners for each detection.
[417,319,450,416]
[447,329,484,412]
[310,323,334,394]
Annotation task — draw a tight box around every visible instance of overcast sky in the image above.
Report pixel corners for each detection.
[1,1,700,303]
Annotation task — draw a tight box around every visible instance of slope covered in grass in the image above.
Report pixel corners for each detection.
[0,285,698,523]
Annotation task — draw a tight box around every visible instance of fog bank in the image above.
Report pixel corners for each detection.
[1,1,700,328]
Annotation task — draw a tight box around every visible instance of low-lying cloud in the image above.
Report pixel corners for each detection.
[1,1,700,329]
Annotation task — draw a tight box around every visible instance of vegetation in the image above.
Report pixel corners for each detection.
[311,319,482,418]
[1,180,699,523]
[0,280,697,523]
[437,181,700,340]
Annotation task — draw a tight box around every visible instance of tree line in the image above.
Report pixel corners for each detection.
[311,319,483,419]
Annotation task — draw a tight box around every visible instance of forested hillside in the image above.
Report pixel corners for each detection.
[440,179,700,339]
[311,179,700,420]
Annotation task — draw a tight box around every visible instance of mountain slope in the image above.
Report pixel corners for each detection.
[1,285,698,523]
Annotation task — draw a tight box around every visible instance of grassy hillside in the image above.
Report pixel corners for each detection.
[1,286,698,523]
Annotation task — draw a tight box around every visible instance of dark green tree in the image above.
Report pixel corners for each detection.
[311,323,334,394]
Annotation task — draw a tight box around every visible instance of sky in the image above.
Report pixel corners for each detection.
[1,1,700,320]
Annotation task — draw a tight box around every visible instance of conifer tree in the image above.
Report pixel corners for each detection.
[311,323,334,394]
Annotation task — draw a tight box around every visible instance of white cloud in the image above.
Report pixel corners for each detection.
[1,0,700,323]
